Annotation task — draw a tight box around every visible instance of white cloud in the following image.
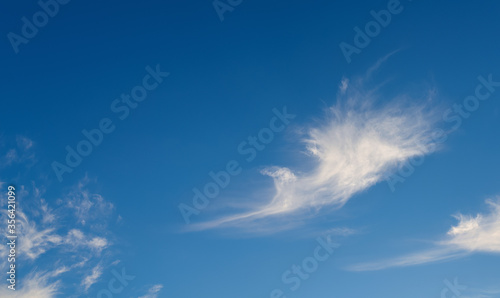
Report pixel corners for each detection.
[81,264,103,292]
[444,199,500,252]
[16,135,33,150]
[64,179,114,227]
[347,247,467,272]
[49,258,89,278]
[0,178,116,296]
[7,214,108,261]
[88,237,108,251]
[5,148,18,165]
[192,65,441,232]
[16,211,63,260]
[1,136,36,166]
[110,259,121,266]
[40,199,56,224]
[0,272,59,298]
[50,266,70,277]
[138,284,164,298]
[348,198,500,271]
[64,229,109,253]
[339,77,349,94]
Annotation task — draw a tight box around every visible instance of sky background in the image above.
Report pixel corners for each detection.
[1,0,500,297]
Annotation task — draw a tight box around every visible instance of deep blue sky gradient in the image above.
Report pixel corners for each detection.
[1,0,500,297]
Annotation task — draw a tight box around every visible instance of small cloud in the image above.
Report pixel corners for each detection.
[88,237,108,251]
[50,266,70,278]
[40,199,56,224]
[81,264,103,292]
[339,77,349,94]
[138,284,164,298]
[5,148,18,165]
[347,247,467,272]
[348,198,500,271]
[110,260,121,266]
[67,229,85,241]
[65,180,114,227]
[443,199,500,253]
[16,135,33,150]
[1,136,36,167]
[65,229,109,253]
[365,49,401,79]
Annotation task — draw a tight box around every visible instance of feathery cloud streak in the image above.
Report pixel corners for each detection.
[349,198,500,271]
[193,69,442,231]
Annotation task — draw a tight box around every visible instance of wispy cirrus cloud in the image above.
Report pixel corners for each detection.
[15,210,63,260]
[348,198,500,271]
[0,272,59,298]
[191,60,442,232]
[1,200,109,261]
[81,264,103,292]
[64,229,109,253]
[138,284,164,298]
[445,199,500,252]
[1,135,36,167]
[0,135,121,297]
[0,176,117,297]
[62,176,114,227]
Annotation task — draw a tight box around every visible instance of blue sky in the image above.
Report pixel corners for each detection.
[1,0,500,297]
